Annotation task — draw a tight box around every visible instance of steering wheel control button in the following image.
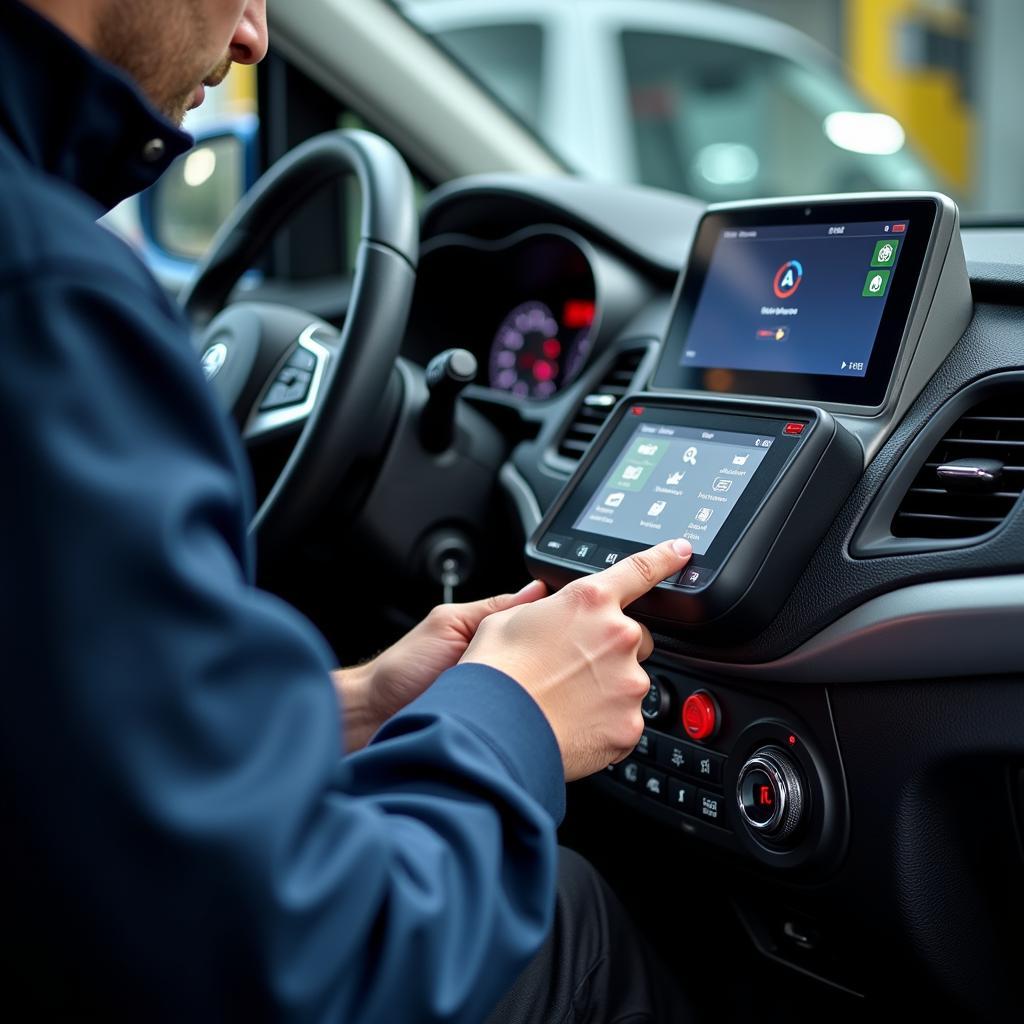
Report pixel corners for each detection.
[697,790,726,827]
[641,768,667,802]
[286,346,318,373]
[641,677,671,722]
[668,777,696,814]
[682,690,718,741]
[736,747,805,844]
[620,761,640,787]
[693,749,725,785]
[656,738,693,775]
[260,383,292,410]
[261,366,313,411]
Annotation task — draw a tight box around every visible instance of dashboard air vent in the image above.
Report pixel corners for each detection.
[556,348,646,463]
[891,395,1024,539]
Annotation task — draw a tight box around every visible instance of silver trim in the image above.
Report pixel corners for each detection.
[936,459,1003,485]
[661,575,1024,683]
[499,463,543,532]
[270,0,564,183]
[736,754,787,833]
[243,326,331,441]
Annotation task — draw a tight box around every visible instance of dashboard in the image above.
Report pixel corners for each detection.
[398,177,1024,1017]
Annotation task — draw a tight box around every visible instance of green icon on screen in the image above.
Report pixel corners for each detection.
[862,269,890,297]
[871,239,899,267]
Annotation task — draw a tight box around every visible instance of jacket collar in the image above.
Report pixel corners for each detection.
[0,1,192,211]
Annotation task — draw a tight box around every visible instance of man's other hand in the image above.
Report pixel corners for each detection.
[459,538,693,781]
[334,580,548,751]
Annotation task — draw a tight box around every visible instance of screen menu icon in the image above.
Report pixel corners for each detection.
[573,423,771,555]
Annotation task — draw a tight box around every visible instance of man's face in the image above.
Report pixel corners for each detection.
[96,0,268,126]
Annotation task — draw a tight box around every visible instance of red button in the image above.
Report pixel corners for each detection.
[783,422,805,435]
[682,691,717,740]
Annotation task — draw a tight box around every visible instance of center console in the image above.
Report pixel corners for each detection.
[526,192,972,873]
[528,192,972,638]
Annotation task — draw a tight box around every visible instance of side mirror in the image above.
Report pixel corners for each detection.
[138,116,259,284]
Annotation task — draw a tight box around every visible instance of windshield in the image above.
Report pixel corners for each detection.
[397,0,1022,222]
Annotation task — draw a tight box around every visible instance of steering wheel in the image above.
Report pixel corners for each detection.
[179,129,418,562]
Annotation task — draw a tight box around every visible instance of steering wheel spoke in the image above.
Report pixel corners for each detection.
[242,323,333,443]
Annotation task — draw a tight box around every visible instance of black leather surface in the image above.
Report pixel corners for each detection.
[654,301,1024,662]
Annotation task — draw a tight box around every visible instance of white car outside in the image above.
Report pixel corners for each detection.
[399,0,936,202]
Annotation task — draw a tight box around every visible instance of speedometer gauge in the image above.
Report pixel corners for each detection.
[489,300,594,399]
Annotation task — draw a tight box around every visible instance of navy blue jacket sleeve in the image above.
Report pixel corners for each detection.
[0,215,565,1021]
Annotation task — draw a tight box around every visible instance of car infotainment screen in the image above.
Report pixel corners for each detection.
[681,220,905,379]
[572,422,772,555]
[651,196,941,407]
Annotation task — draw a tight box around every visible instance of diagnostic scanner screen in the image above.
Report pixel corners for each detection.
[573,421,772,556]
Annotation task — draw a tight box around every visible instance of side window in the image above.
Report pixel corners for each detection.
[156,62,260,260]
[151,133,247,262]
[434,23,545,129]
[620,32,932,202]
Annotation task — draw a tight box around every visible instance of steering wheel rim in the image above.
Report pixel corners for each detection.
[179,129,418,562]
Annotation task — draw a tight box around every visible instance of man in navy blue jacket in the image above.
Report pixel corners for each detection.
[0,1,693,1020]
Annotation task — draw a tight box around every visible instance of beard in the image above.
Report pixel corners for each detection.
[167,54,233,127]
[95,0,232,126]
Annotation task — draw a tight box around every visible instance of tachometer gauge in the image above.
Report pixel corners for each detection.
[489,299,594,399]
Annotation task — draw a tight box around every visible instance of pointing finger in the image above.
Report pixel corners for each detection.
[598,538,692,609]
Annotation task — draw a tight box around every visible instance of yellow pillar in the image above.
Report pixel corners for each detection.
[846,0,974,194]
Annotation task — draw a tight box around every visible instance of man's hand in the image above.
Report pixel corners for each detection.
[334,580,548,751]
[459,538,692,781]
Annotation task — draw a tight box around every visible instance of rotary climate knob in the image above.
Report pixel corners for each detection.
[736,746,805,844]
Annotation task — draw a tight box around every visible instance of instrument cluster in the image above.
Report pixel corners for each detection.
[408,228,599,400]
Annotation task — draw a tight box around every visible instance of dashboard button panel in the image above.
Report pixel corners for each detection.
[656,737,694,775]
[697,790,727,827]
[595,664,849,873]
[693,749,726,785]
[641,677,672,723]
[634,730,655,759]
[641,768,668,802]
[668,777,696,813]
[682,690,719,740]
